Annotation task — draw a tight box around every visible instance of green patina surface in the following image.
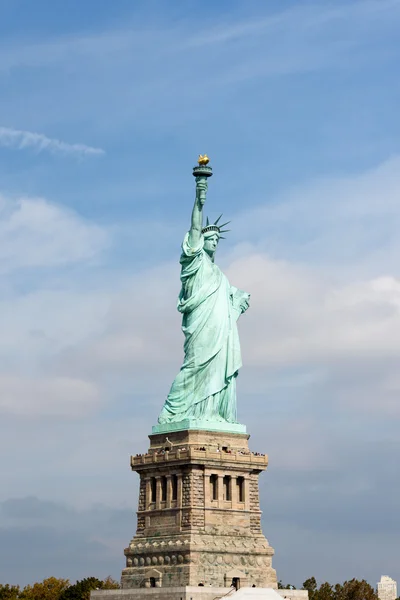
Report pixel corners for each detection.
[155,160,250,434]
[152,419,246,435]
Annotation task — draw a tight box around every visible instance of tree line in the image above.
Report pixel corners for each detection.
[280,577,386,600]
[0,577,119,600]
[1,576,395,600]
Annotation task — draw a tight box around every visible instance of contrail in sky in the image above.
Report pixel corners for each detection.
[0,126,105,157]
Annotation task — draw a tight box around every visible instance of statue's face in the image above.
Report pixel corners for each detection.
[204,234,219,258]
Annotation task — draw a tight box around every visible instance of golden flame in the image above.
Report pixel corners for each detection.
[197,154,210,165]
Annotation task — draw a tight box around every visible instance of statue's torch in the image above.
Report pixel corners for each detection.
[193,154,213,203]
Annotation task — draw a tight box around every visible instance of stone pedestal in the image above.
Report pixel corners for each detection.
[121,429,277,589]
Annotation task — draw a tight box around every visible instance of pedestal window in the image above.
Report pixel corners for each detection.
[150,477,156,503]
[171,474,178,500]
[161,476,167,502]
[210,474,218,500]
[236,476,245,502]
[223,475,231,501]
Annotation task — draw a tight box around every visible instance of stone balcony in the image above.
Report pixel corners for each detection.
[131,447,268,470]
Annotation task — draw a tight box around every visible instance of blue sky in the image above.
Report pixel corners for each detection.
[1,0,400,590]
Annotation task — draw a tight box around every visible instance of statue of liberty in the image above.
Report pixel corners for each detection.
[156,156,250,432]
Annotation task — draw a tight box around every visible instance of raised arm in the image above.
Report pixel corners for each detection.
[188,177,207,248]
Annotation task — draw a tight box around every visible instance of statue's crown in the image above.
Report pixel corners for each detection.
[201,214,230,239]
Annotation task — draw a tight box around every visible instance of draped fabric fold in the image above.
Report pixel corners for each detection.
[157,233,248,425]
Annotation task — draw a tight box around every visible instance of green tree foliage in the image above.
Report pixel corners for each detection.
[303,578,318,600]
[0,577,119,600]
[59,578,103,600]
[318,582,334,600]
[0,585,21,600]
[59,577,120,600]
[341,578,378,600]
[302,578,378,600]
[278,581,297,590]
[3,575,377,600]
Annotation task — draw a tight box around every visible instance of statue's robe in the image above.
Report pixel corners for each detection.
[158,233,248,425]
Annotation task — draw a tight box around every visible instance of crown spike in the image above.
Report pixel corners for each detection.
[201,213,231,239]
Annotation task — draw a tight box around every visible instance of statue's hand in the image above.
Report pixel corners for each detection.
[195,178,208,206]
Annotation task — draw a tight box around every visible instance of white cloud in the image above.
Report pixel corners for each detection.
[0,374,101,417]
[0,192,110,418]
[187,0,400,48]
[232,156,400,274]
[0,193,108,272]
[0,288,110,367]
[227,256,400,368]
[0,126,104,157]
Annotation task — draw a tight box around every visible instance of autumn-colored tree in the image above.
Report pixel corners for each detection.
[0,584,20,600]
[20,578,69,600]
[99,579,119,591]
